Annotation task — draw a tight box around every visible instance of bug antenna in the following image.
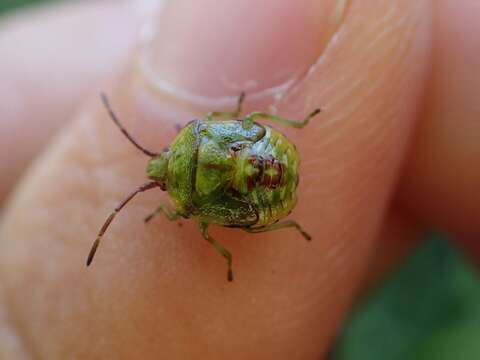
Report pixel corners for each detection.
[100,93,159,157]
[86,181,158,266]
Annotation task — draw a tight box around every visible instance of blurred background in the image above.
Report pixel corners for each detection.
[0,0,53,13]
[1,2,479,359]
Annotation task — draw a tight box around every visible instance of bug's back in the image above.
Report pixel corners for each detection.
[244,125,300,226]
[165,119,301,228]
[166,121,199,214]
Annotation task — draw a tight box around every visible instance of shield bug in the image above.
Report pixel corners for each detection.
[87,93,320,281]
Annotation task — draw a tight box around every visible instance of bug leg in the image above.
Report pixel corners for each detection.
[199,222,234,282]
[144,204,181,223]
[206,92,245,121]
[243,220,312,241]
[242,108,321,129]
[86,181,159,266]
[234,91,246,116]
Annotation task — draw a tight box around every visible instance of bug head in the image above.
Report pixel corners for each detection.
[146,150,170,190]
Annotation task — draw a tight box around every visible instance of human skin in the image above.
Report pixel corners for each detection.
[0,0,479,358]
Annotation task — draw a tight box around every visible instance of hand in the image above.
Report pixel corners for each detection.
[1,1,479,358]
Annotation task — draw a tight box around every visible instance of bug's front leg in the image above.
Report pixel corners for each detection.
[243,220,312,241]
[199,222,234,282]
[206,92,245,121]
[242,108,321,129]
[144,203,181,223]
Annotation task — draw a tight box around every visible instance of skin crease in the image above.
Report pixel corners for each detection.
[0,0,478,358]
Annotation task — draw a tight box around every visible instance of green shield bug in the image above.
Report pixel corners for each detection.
[87,93,320,281]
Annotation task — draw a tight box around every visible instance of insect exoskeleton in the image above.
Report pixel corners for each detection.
[87,92,321,281]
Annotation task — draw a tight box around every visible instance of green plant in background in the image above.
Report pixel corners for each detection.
[0,0,54,14]
[333,235,480,360]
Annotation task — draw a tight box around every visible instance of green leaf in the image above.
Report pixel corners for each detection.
[0,0,56,15]
[333,235,480,360]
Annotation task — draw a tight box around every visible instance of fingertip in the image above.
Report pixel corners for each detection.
[138,0,348,101]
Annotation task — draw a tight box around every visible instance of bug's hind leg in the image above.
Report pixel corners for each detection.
[200,222,234,282]
[242,108,321,129]
[144,204,181,223]
[206,92,245,121]
[243,220,312,241]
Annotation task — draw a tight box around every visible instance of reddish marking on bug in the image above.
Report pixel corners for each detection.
[246,155,285,190]
[261,157,285,189]
[246,155,261,191]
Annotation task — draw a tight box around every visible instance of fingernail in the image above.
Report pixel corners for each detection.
[137,0,348,105]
